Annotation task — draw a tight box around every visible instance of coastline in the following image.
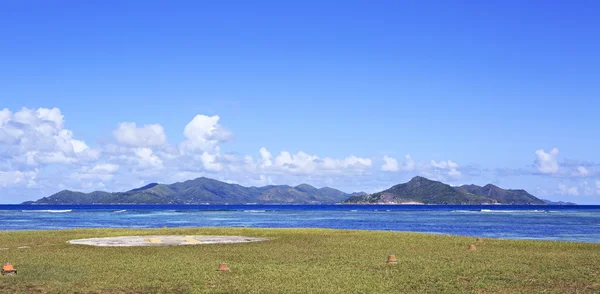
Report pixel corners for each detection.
[1,204,598,243]
[1,227,598,293]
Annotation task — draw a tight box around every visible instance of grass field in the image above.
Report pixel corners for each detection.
[0,228,599,293]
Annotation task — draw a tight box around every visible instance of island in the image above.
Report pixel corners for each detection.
[25,177,359,204]
[25,175,570,205]
[343,176,547,205]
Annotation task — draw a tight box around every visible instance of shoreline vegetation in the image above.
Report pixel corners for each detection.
[1,228,598,293]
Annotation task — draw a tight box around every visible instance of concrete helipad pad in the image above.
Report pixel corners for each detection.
[68,235,268,247]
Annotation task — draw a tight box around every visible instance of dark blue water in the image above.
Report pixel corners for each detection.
[1,204,599,243]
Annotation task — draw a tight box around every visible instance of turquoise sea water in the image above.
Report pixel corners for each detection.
[1,204,599,243]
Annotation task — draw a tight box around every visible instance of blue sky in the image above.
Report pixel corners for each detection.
[1,1,599,204]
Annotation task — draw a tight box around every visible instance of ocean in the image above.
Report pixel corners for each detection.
[1,204,599,243]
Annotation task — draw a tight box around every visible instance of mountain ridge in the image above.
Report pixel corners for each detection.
[27,177,359,204]
[27,176,558,205]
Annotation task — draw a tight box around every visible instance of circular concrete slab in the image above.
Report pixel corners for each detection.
[68,235,268,247]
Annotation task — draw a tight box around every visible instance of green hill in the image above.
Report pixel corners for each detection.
[27,177,354,204]
[27,176,548,205]
[343,176,545,205]
[455,184,545,205]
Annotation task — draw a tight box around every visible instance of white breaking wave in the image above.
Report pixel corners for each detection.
[22,210,72,213]
[113,210,127,213]
[480,209,546,213]
[243,210,266,213]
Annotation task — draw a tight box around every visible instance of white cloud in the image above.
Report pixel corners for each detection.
[558,183,579,196]
[379,154,460,180]
[535,148,559,174]
[200,152,222,171]
[2,109,382,202]
[431,160,458,169]
[113,122,166,147]
[0,107,97,167]
[69,163,121,190]
[36,108,65,129]
[0,108,12,126]
[134,148,163,169]
[74,173,114,182]
[174,114,233,171]
[320,156,372,173]
[580,181,595,196]
[402,155,416,171]
[13,108,42,125]
[275,151,318,173]
[381,154,415,172]
[572,166,590,177]
[0,169,38,188]
[242,148,372,175]
[428,160,462,178]
[259,147,272,168]
[180,115,231,154]
[328,156,372,169]
[83,163,120,174]
[381,156,399,172]
[1,107,541,203]
[58,130,92,154]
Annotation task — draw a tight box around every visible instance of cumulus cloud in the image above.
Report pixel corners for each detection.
[134,148,163,169]
[0,107,98,168]
[243,148,372,175]
[530,149,597,180]
[2,108,381,202]
[379,154,461,180]
[259,147,272,168]
[573,166,590,177]
[402,155,416,171]
[381,155,415,172]
[180,115,231,154]
[381,156,399,172]
[0,107,490,203]
[558,183,579,197]
[0,109,11,126]
[535,148,559,174]
[105,115,232,177]
[113,122,166,147]
[429,160,462,178]
[0,169,38,188]
[82,163,120,174]
[71,163,120,189]
[173,114,234,171]
[321,155,372,171]
[199,152,222,171]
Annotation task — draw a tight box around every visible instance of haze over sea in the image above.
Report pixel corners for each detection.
[2,204,599,243]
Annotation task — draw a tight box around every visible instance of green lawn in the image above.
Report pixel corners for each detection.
[0,228,599,293]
